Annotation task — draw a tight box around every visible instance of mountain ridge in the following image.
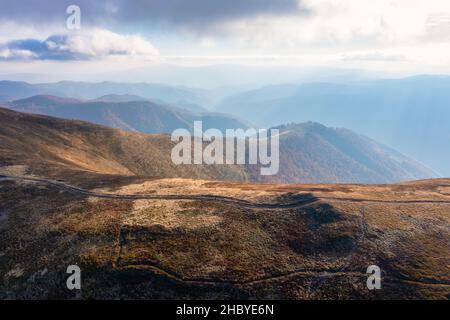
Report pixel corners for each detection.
[0,80,213,107]
[5,95,247,134]
[214,76,450,176]
[0,106,437,184]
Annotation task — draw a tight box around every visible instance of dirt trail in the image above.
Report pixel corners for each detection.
[2,174,449,289]
[0,175,318,209]
[2,175,450,208]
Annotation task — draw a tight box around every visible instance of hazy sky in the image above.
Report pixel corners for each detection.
[1,0,450,81]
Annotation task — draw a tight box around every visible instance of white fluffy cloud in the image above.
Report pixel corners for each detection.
[0,29,159,61]
[0,48,37,59]
[60,29,159,58]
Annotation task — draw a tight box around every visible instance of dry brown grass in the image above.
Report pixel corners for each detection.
[0,176,448,299]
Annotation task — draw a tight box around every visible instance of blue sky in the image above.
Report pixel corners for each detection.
[1,0,450,83]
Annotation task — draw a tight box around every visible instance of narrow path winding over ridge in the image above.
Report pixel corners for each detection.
[2,174,449,288]
[2,175,450,208]
[0,175,318,209]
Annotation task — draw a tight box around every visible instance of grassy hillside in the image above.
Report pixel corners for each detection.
[0,107,247,184]
[0,107,448,300]
[0,175,448,299]
[0,107,436,184]
[251,123,437,184]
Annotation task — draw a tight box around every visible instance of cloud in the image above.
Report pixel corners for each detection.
[0,29,158,61]
[0,0,309,31]
[420,13,450,42]
[116,0,309,29]
[3,0,450,74]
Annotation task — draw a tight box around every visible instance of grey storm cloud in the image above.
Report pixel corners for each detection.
[117,0,309,26]
[0,0,309,29]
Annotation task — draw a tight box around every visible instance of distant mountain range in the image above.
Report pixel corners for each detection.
[93,94,149,103]
[0,80,212,109]
[93,94,207,112]
[0,76,445,182]
[5,95,246,134]
[0,107,436,183]
[215,75,450,176]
